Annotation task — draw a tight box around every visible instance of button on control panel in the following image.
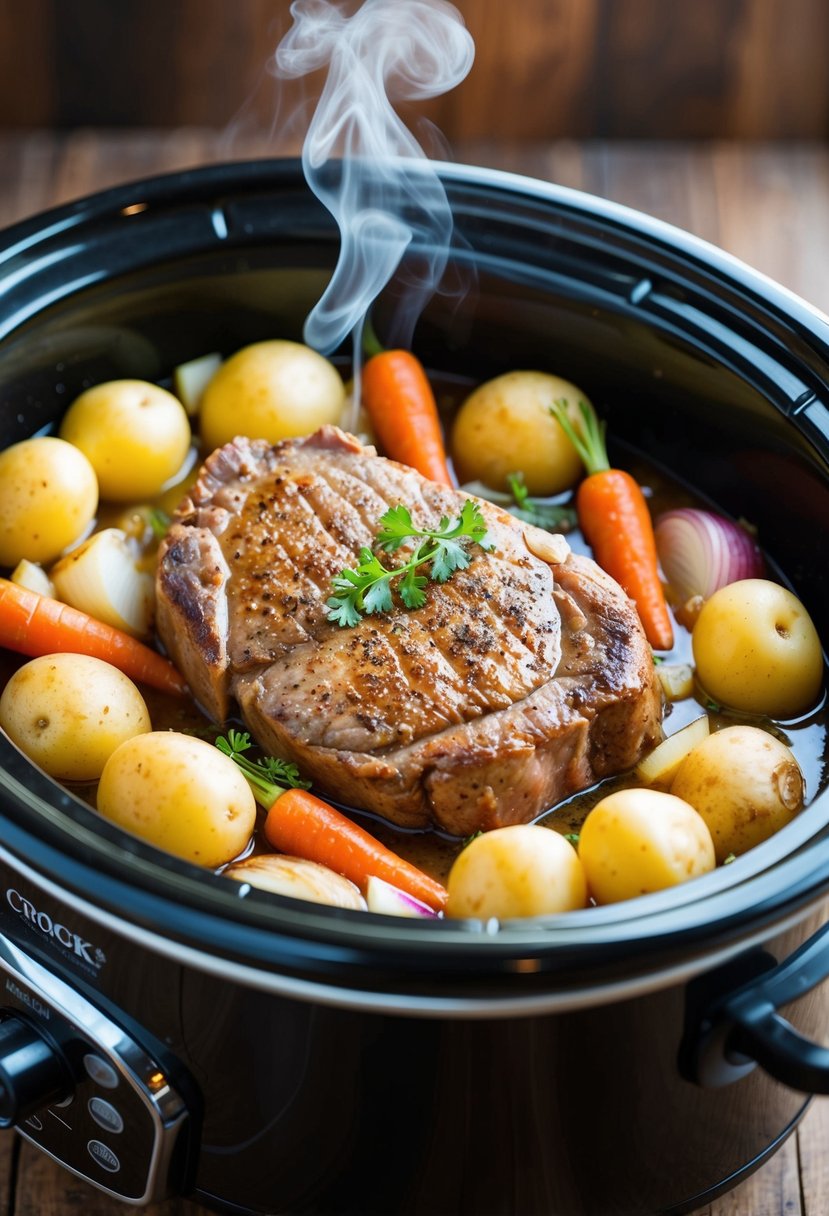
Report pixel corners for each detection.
[0,936,191,1204]
[88,1096,124,1134]
[83,1053,120,1089]
[88,1139,121,1173]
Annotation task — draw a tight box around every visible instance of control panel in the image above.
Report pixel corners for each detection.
[0,934,191,1204]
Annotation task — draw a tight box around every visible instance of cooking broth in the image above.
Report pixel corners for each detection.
[1,367,824,896]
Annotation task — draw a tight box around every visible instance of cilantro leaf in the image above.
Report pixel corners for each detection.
[327,500,495,626]
[326,594,363,628]
[430,537,471,582]
[398,567,429,609]
[363,575,395,616]
[376,504,416,551]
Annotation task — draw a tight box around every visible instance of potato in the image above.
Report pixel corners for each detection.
[0,436,98,567]
[579,788,716,904]
[59,379,191,501]
[0,654,150,781]
[446,825,587,919]
[97,731,256,867]
[450,371,587,495]
[692,579,823,717]
[199,340,346,451]
[670,725,805,862]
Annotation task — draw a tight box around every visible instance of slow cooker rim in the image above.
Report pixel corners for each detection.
[3,154,828,343]
[0,156,827,990]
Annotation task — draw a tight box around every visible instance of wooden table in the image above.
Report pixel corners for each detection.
[1,129,828,1215]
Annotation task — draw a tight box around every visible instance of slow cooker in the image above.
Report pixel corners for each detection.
[0,159,826,1215]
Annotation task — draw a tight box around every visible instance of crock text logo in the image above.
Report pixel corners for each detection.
[6,889,106,969]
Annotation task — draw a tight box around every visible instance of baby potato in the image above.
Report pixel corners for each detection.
[579,788,716,904]
[692,579,823,717]
[59,379,191,501]
[0,654,150,782]
[670,725,805,862]
[199,340,346,451]
[450,371,587,495]
[97,731,256,868]
[0,436,98,567]
[446,824,587,919]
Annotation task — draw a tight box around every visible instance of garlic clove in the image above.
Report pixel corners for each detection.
[523,525,570,565]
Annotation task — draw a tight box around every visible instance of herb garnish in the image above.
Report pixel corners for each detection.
[216,729,310,808]
[148,506,171,540]
[327,501,493,627]
[506,472,577,531]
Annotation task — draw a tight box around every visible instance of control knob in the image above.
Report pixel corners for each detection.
[0,1015,72,1126]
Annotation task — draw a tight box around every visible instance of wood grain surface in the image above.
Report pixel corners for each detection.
[1,1,828,140]
[0,129,828,1214]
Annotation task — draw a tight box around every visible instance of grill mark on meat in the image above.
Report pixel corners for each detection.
[157,427,662,834]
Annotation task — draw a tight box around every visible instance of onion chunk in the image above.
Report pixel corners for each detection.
[655,508,763,603]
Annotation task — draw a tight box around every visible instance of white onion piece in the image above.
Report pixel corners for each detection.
[654,508,763,602]
[10,559,54,598]
[636,715,710,788]
[50,528,154,637]
[655,661,694,702]
[173,351,222,416]
[225,855,366,910]
[366,875,440,919]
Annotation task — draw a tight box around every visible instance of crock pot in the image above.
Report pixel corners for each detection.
[0,159,827,1216]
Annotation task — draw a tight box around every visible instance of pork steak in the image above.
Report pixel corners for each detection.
[156,427,662,836]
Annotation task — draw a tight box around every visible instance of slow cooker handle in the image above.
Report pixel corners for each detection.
[693,920,829,1093]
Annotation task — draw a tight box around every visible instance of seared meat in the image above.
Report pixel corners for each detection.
[156,427,662,835]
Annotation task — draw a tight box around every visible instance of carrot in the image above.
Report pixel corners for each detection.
[0,578,188,696]
[550,401,674,651]
[360,321,454,487]
[264,788,448,911]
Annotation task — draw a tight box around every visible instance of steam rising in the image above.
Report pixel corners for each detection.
[274,0,474,355]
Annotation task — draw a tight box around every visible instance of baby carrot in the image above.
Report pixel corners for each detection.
[550,401,674,651]
[264,788,448,911]
[360,321,453,487]
[0,578,188,696]
[217,729,447,911]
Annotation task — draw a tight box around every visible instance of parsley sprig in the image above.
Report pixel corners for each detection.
[327,501,493,627]
[216,729,310,809]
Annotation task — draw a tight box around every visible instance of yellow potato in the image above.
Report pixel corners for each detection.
[60,379,191,501]
[0,436,98,566]
[97,731,256,868]
[578,788,716,904]
[692,579,823,717]
[446,824,587,919]
[450,370,587,494]
[670,725,804,862]
[199,340,346,451]
[0,654,150,781]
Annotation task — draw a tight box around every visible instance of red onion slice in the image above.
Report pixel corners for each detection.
[654,508,764,602]
[366,875,440,918]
